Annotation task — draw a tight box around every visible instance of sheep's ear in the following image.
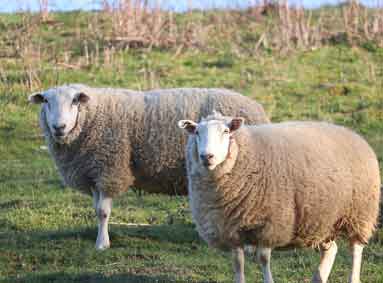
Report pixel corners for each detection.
[28,93,45,104]
[77,92,90,104]
[178,120,197,134]
[228,117,244,132]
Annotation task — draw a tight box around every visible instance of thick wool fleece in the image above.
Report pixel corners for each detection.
[186,120,381,250]
[40,84,269,196]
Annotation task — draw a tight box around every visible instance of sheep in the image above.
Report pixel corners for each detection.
[28,84,269,250]
[178,112,381,283]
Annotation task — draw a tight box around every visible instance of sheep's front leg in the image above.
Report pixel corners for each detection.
[312,241,338,283]
[349,242,364,283]
[256,247,274,283]
[232,247,245,283]
[92,189,99,213]
[95,191,112,250]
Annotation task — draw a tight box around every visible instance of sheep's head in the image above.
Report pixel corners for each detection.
[178,113,244,170]
[29,87,89,143]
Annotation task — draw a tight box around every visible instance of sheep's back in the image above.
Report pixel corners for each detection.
[133,88,269,195]
[239,122,380,247]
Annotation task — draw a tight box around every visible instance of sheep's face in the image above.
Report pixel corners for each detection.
[178,117,244,170]
[29,88,89,142]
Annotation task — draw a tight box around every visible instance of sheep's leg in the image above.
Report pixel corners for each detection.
[312,241,338,283]
[91,189,99,213]
[232,247,245,283]
[95,191,112,250]
[256,247,274,283]
[348,242,364,283]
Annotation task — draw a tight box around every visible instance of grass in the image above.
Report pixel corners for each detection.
[0,7,383,283]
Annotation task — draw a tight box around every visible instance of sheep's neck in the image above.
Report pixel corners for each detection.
[193,138,254,200]
[205,134,266,205]
[190,136,267,246]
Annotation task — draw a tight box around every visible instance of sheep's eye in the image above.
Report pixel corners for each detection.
[44,99,51,110]
[42,98,49,108]
[72,97,80,105]
[223,129,230,134]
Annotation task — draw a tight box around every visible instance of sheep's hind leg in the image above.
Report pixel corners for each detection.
[256,247,274,283]
[312,241,338,283]
[348,242,364,283]
[232,247,245,283]
[95,191,112,250]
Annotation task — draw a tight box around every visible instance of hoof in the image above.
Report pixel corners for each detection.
[96,243,110,250]
[95,240,110,250]
[312,273,324,283]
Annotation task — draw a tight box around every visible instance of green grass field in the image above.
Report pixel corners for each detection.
[0,8,383,283]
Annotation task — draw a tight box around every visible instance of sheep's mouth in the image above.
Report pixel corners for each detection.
[202,160,210,166]
[53,129,66,138]
[52,132,68,143]
[51,126,73,140]
[52,126,76,143]
[54,132,65,138]
[207,164,217,170]
[50,122,76,143]
[202,161,217,170]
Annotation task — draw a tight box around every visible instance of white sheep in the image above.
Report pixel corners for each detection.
[178,112,381,283]
[28,84,269,250]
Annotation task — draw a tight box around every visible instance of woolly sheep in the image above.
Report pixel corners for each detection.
[28,84,269,250]
[178,113,380,283]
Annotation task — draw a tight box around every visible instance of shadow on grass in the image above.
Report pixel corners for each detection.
[0,221,202,251]
[111,223,201,245]
[6,272,213,283]
[0,224,208,283]
[1,220,200,242]
[0,177,63,188]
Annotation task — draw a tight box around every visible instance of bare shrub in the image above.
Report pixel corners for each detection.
[98,0,205,50]
[263,0,383,52]
[6,14,43,91]
[343,0,383,46]
[38,0,50,21]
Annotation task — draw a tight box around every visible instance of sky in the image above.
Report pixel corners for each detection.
[1,0,381,13]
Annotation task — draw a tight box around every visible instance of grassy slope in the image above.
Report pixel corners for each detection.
[0,11,383,283]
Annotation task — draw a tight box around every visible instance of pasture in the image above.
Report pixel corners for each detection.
[0,4,382,282]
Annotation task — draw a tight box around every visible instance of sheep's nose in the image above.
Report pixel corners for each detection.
[200,153,214,161]
[53,124,66,131]
[53,124,66,136]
